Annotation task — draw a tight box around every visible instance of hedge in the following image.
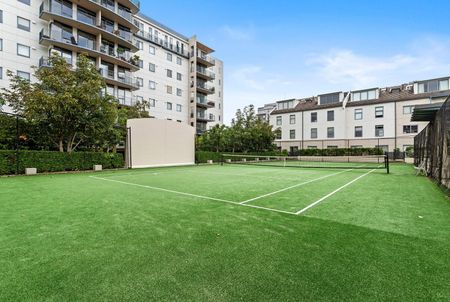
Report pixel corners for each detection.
[195,150,288,163]
[0,150,124,175]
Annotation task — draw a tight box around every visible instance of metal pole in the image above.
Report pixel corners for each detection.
[15,115,19,175]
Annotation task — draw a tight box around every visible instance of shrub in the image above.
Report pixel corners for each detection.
[195,150,288,164]
[0,150,124,175]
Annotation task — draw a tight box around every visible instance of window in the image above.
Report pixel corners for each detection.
[176,104,182,112]
[0,10,2,23]
[290,129,295,139]
[275,130,281,140]
[77,7,96,26]
[375,125,384,137]
[311,112,317,123]
[289,114,296,124]
[137,40,143,50]
[0,39,2,51]
[418,79,449,93]
[327,110,334,121]
[17,70,30,80]
[375,106,384,118]
[176,88,182,96]
[77,31,95,50]
[17,17,30,31]
[327,127,334,138]
[166,102,172,110]
[148,63,155,72]
[149,81,156,90]
[0,67,2,80]
[277,100,294,110]
[276,116,282,126]
[17,44,30,58]
[352,89,377,101]
[149,46,155,55]
[167,69,172,78]
[167,85,172,94]
[136,77,143,87]
[403,125,418,134]
[311,128,317,139]
[18,0,31,4]
[177,73,182,81]
[177,57,182,65]
[354,126,363,137]
[166,53,172,61]
[320,93,340,105]
[403,105,414,114]
[149,98,156,107]
[354,108,363,120]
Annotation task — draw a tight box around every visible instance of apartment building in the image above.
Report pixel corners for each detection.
[0,0,223,134]
[257,103,276,122]
[266,77,450,153]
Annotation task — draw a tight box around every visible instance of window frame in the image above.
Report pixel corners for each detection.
[17,43,31,58]
[327,110,334,122]
[354,126,363,138]
[375,106,384,118]
[327,127,334,138]
[17,16,31,31]
[354,108,363,120]
[375,125,384,137]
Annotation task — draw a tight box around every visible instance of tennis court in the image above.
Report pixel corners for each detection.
[1,161,450,301]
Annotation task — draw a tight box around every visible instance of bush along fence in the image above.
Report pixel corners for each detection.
[0,150,124,175]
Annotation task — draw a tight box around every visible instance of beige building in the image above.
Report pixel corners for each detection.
[267,77,450,153]
[0,0,224,134]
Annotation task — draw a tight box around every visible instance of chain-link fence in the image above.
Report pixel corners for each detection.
[414,97,450,189]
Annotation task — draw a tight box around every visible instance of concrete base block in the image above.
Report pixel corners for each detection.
[25,168,37,175]
[226,159,231,163]
[242,158,247,162]
[93,165,103,171]
[207,160,213,164]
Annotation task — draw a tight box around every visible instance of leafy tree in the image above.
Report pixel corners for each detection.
[1,54,118,152]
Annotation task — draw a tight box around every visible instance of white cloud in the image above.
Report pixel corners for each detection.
[220,25,255,41]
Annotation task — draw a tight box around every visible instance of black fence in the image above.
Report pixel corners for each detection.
[414,98,450,189]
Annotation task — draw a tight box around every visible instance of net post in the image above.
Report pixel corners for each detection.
[385,152,390,174]
[220,154,224,166]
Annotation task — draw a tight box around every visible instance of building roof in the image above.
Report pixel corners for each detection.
[137,13,189,41]
[271,83,450,115]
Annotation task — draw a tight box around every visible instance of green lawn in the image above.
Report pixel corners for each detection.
[1,164,450,301]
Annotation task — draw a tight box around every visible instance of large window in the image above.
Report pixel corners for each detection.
[77,7,96,25]
[166,102,172,110]
[167,69,172,78]
[327,127,334,138]
[403,105,414,114]
[17,44,30,57]
[352,89,377,101]
[17,70,30,81]
[149,81,156,90]
[101,17,114,33]
[51,47,72,64]
[311,128,317,139]
[418,79,449,93]
[289,114,296,124]
[375,125,384,137]
[51,22,72,43]
[311,112,317,123]
[276,116,282,126]
[290,129,296,139]
[17,17,30,31]
[403,125,418,134]
[355,126,363,137]
[327,110,334,121]
[375,106,384,118]
[320,93,340,105]
[77,31,95,50]
[278,100,294,110]
[354,108,363,120]
[50,0,73,18]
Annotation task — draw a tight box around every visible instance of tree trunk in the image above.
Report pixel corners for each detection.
[59,140,64,152]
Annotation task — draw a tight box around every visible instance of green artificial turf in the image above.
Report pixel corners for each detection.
[1,164,450,301]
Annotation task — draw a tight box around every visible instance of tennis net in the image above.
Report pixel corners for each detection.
[221,154,389,173]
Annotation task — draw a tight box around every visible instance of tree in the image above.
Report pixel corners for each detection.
[1,54,117,152]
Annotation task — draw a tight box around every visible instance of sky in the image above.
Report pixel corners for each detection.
[140,0,450,124]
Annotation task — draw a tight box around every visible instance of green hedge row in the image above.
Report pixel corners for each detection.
[195,150,288,163]
[0,150,124,175]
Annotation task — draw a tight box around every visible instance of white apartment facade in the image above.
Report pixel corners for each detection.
[0,0,223,134]
[268,77,450,153]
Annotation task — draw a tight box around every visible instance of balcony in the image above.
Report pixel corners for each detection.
[196,96,214,108]
[118,0,140,14]
[39,28,139,71]
[135,30,189,58]
[196,112,215,122]
[83,0,138,31]
[196,82,215,95]
[195,51,215,67]
[38,56,73,69]
[99,68,139,90]
[39,1,139,51]
[196,66,215,81]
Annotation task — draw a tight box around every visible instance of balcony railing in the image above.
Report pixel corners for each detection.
[99,68,139,89]
[196,82,215,93]
[86,0,135,22]
[196,67,215,79]
[194,51,215,65]
[39,56,73,68]
[135,30,189,57]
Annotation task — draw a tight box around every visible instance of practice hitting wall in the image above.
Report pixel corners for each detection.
[126,118,195,168]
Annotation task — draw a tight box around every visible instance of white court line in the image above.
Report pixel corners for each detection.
[239,169,354,204]
[90,176,299,216]
[89,176,236,204]
[295,169,376,215]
